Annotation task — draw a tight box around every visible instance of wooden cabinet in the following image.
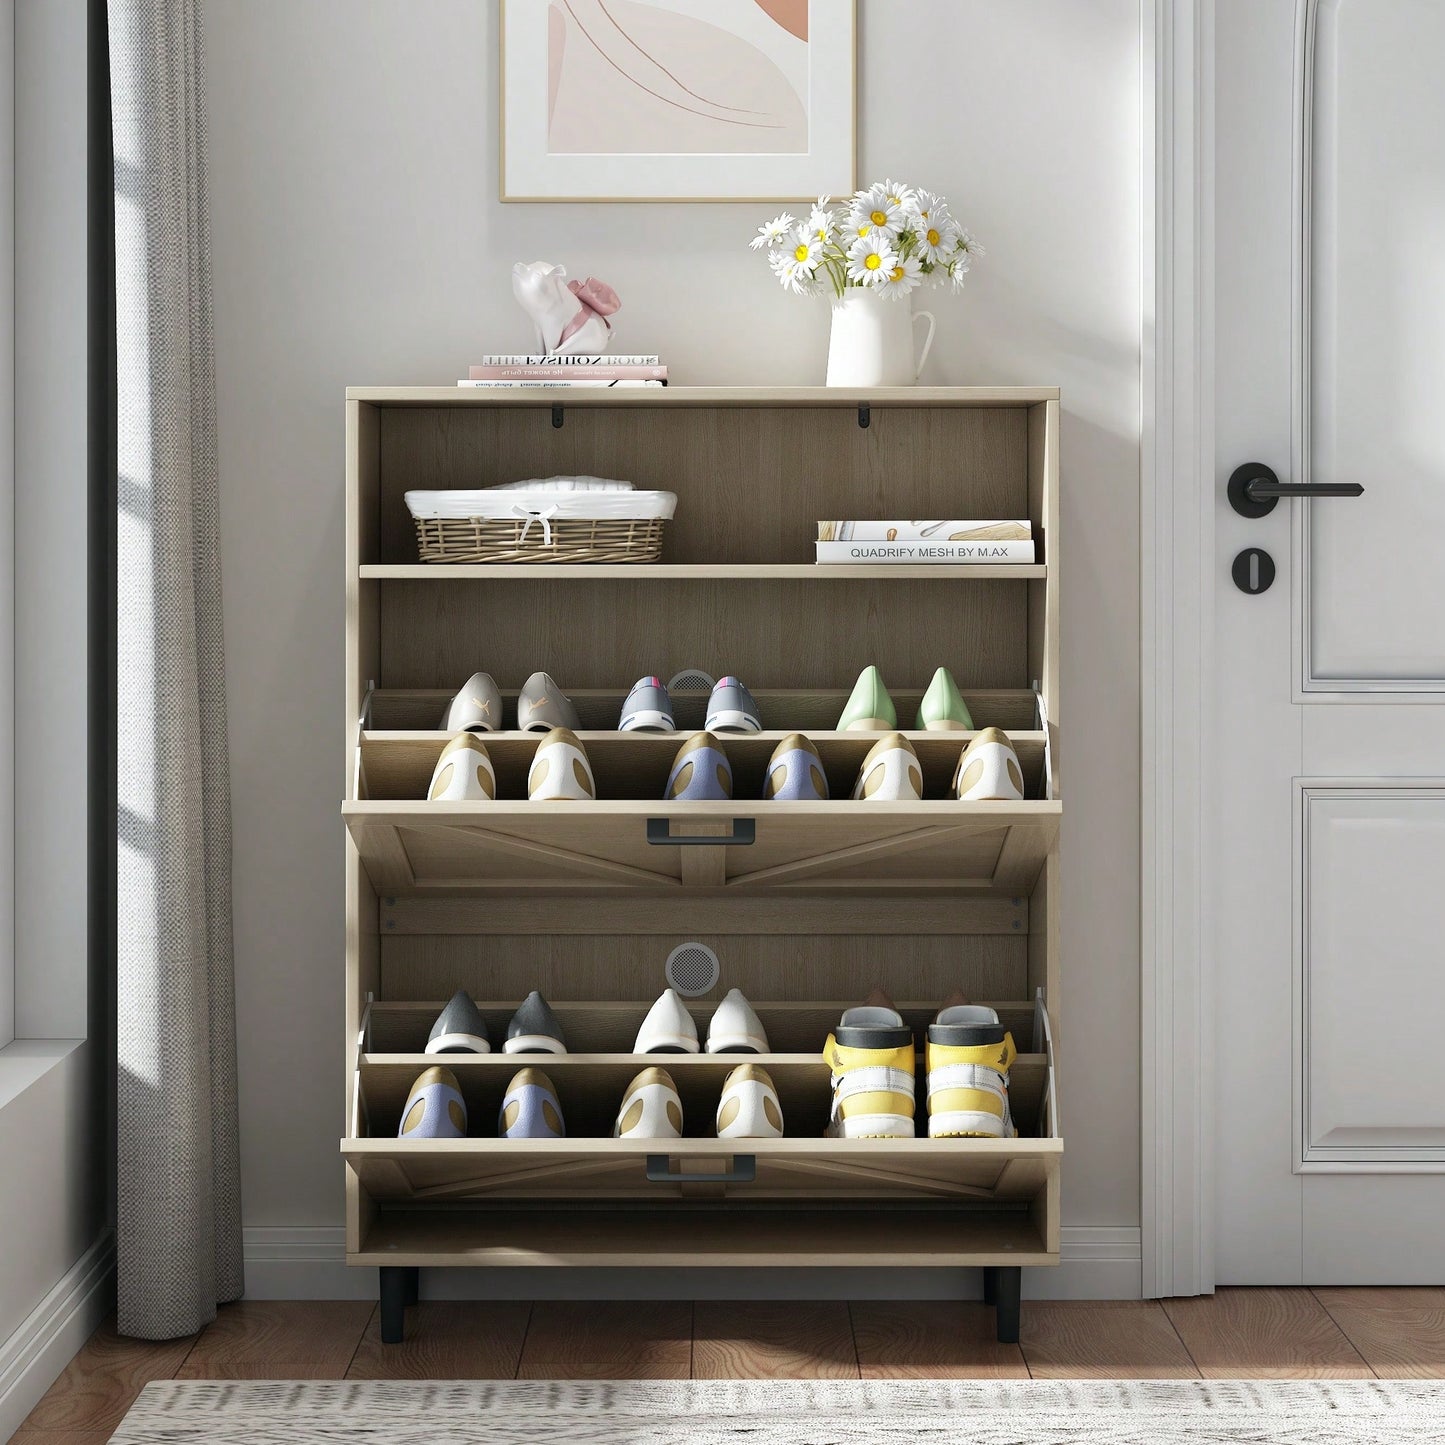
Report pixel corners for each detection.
[342,386,1062,1343]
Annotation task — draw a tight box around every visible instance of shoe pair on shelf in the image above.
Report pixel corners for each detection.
[442,671,579,733]
[427,727,599,802]
[425,989,566,1055]
[396,1064,567,1141]
[614,1063,784,1141]
[634,987,769,1054]
[839,665,973,732]
[823,992,1017,1140]
[621,676,761,734]
[850,728,1026,802]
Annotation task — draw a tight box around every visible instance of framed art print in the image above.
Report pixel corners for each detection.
[501,0,856,202]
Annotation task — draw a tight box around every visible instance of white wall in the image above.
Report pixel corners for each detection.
[204,0,1142,1294]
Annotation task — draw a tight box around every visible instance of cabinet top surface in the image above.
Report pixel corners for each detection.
[346,384,1060,407]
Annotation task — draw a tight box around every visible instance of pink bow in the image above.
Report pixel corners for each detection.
[558,277,621,347]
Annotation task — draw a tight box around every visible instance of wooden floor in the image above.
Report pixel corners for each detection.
[16,1289,1445,1442]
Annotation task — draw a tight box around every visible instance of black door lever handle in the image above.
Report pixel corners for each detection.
[1228,462,1364,518]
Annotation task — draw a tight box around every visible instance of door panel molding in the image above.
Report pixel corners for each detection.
[1292,0,1445,699]
[1294,779,1445,1171]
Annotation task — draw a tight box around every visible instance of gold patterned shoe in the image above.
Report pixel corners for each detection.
[428,733,496,801]
[716,1064,784,1139]
[498,1068,565,1140]
[397,1065,467,1139]
[527,727,596,801]
[952,727,1024,801]
[614,1067,683,1140]
[763,733,828,800]
[851,733,923,801]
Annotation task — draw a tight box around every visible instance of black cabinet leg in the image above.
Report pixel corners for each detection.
[993,1266,1021,1344]
[982,1266,998,1305]
[380,1266,409,1344]
[404,1266,420,1305]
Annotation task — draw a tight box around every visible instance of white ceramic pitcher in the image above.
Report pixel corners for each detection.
[825,288,936,387]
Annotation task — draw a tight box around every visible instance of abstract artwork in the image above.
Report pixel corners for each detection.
[501,0,855,201]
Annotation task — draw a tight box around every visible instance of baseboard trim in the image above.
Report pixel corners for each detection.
[242,1225,1141,1302]
[0,1229,115,1442]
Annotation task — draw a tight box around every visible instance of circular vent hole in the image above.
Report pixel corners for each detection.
[665,941,721,997]
[667,668,716,695]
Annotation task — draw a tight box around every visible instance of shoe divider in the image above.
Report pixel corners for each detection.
[354,1055,1049,1144]
[357,729,1050,803]
[367,687,1044,734]
[363,999,1040,1056]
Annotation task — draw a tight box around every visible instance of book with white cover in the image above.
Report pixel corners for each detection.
[457,379,665,389]
[815,539,1036,563]
[477,353,662,366]
[818,520,1032,542]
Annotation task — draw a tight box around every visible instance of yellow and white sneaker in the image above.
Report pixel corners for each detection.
[851,733,923,801]
[716,1063,784,1139]
[614,1067,683,1140]
[527,727,596,801]
[428,733,497,801]
[952,727,1025,801]
[823,1002,916,1138]
[925,1004,1017,1138]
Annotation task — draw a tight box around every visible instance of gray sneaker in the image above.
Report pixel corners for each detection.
[706,676,762,733]
[426,989,491,1054]
[440,671,502,732]
[505,991,568,1055]
[517,671,581,732]
[620,675,674,732]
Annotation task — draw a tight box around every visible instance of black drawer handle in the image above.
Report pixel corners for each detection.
[646,818,756,847]
[646,1154,757,1184]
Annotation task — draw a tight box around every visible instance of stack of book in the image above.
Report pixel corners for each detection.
[458,355,667,389]
[816,520,1036,564]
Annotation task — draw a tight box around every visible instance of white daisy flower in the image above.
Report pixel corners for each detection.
[882,177,919,214]
[805,199,837,243]
[879,254,924,298]
[947,253,973,292]
[911,189,951,229]
[853,182,903,238]
[748,212,796,250]
[914,214,959,265]
[770,244,820,295]
[846,232,897,286]
[954,226,984,259]
[782,227,822,281]
[838,209,875,246]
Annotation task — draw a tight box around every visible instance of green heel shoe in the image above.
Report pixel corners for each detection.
[837,666,897,731]
[916,667,974,731]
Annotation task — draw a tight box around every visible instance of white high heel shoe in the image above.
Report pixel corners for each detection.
[716,1064,784,1139]
[428,734,496,801]
[527,727,596,801]
[615,1067,683,1139]
[952,728,1025,802]
[851,732,924,801]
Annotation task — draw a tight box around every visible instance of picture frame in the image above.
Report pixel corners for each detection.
[501,0,856,203]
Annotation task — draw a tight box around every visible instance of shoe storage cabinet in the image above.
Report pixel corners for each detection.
[343,387,1061,1345]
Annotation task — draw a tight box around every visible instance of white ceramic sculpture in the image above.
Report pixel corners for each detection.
[511,261,620,356]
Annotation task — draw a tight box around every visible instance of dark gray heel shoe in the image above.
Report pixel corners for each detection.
[504,991,568,1055]
[426,989,491,1055]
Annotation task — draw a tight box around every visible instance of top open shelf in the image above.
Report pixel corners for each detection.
[349,386,1058,572]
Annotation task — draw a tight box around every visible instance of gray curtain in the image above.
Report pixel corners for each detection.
[111,0,243,1339]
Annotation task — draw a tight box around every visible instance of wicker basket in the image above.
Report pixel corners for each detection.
[413,514,668,564]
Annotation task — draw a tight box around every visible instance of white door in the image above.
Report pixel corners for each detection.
[1215,0,1445,1282]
